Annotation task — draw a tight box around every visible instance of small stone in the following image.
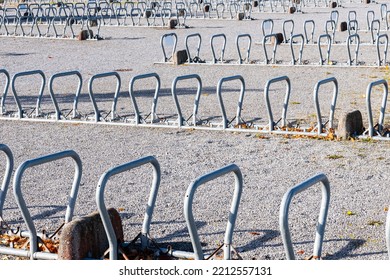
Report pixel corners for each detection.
[288,7,296,14]
[338,22,347,32]
[337,110,364,140]
[237,12,245,21]
[271,33,284,45]
[169,19,177,29]
[173,50,188,65]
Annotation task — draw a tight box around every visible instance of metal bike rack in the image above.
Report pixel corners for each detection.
[48,71,83,121]
[9,70,46,119]
[88,72,121,122]
[376,34,388,66]
[381,4,388,22]
[229,2,240,19]
[362,79,389,139]
[282,19,294,43]
[279,173,330,260]
[4,150,82,260]
[96,155,161,260]
[348,10,357,23]
[213,75,246,129]
[0,69,10,115]
[318,34,332,65]
[161,33,177,63]
[290,34,304,65]
[330,10,339,27]
[367,10,375,31]
[184,164,243,260]
[210,34,227,64]
[262,34,278,64]
[216,2,225,19]
[370,19,380,44]
[0,144,14,221]
[129,73,161,125]
[130,8,142,26]
[313,77,338,136]
[171,74,203,127]
[261,19,274,40]
[264,76,291,132]
[324,19,336,43]
[236,34,252,64]
[347,33,360,66]
[185,33,203,63]
[242,2,252,20]
[304,20,315,44]
[348,19,359,37]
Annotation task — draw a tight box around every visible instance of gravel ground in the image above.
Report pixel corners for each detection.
[1,1,390,260]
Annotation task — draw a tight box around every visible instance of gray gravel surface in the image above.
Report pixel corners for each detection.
[1,1,390,260]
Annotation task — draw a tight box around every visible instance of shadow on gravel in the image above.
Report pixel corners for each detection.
[322,239,387,260]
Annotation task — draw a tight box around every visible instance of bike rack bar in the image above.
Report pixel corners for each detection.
[376,34,388,66]
[96,155,161,260]
[48,71,83,121]
[381,4,387,22]
[313,77,338,135]
[171,74,202,128]
[279,173,330,260]
[161,33,177,63]
[210,33,227,64]
[347,33,360,66]
[129,72,161,125]
[348,19,358,36]
[184,164,243,260]
[10,70,46,119]
[0,69,10,115]
[216,75,245,129]
[261,19,274,39]
[0,144,14,218]
[290,34,304,65]
[318,34,332,65]
[88,72,121,122]
[236,34,251,64]
[13,150,82,260]
[364,79,388,138]
[348,10,357,23]
[330,10,339,27]
[367,10,375,31]
[282,19,294,43]
[264,76,291,131]
[324,19,336,43]
[185,33,202,63]
[304,20,315,44]
[263,34,278,64]
[370,19,380,44]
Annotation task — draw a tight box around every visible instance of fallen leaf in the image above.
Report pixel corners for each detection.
[297,250,305,255]
[249,232,261,236]
[367,220,383,226]
[346,211,355,216]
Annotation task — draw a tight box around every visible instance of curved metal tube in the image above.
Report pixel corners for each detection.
[303,19,315,44]
[216,75,245,129]
[264,76,291,131]
[282,19,294,43]
[10,70,46,119]
[0,69,10,115]
[279,173,331,260]
[13,150,82,260]
[171,74,202,127]
[210,33,227,64]
[365,79,388,137]
[290,34,304,65]
[318,34,332,65]
[185,33,202,63]
[376,33,388,66]
[0,144,14,218]
[347,33,360,66]
[48,71,83,120]
[88,72,121,122]
[236,34,251,64]
[184,164,243,260]
[313,77,338,135]
[129,72,161,125]
[160,33,177,62]
[96,156,161,260]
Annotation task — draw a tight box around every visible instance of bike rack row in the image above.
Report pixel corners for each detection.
[0,144,389,260]
[1,68,340,137]
[161,29,389,67]
[1,68,389,139]
[0,2,104,39]
[0,143,385,260]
